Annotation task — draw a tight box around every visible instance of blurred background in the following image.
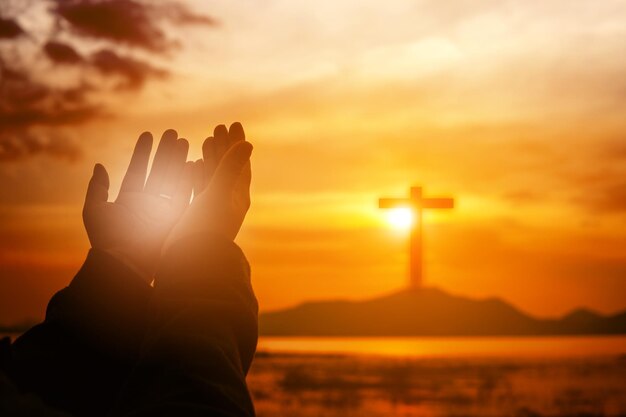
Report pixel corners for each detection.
[1,1,625,416]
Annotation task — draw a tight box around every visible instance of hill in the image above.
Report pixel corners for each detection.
[259,287,626,336]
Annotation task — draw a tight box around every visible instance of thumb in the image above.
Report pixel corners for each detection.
[211,141,253,196]
[83,163,110,213]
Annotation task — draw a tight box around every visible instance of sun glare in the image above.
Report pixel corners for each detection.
[386,208,414,230]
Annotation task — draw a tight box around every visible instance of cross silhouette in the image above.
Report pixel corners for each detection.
[379,186,454,289]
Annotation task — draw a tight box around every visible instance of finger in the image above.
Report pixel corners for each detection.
[213,124,229,160]
[173,161,194,214]
[240,159,252,193]
[234,159,252,210]
[228,122,248,201]
[212,141,253,197]
[202,136,218,180]
[160,138,189,198]
[228,122,246,145]
[83,163,109,213]
[118,131,153,196]
[144,129,178,195]
[233,124,251,197]
[192,159,205,196]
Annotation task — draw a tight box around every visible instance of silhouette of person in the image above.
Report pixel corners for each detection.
[0,123,257,417]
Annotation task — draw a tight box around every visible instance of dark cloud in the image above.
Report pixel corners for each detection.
[0,17,23,39]
[0,132,81,162]
[43,41,83,64]
[0,58,97,160]
[0,62,99,129]
[53,0,216,52]
[0,0,216,161]
[91,48,167,89]
[43,41,167,90]
[54,0,170,51]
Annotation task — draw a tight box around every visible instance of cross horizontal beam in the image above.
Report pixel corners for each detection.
[378,197,454,209]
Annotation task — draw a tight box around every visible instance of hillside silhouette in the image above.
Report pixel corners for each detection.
[260,287,626,336]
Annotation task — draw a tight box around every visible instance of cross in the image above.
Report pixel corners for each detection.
[379,186,454,289]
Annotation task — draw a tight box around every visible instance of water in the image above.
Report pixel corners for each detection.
[257,335,626,358]
[249,336,626,417]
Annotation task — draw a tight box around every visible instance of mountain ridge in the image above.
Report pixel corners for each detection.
[259,287,626,336]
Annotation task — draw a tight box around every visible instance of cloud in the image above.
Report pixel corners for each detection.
[54,0,170,51]
[0,17,23,39]
[0,132,81,162]
[0,62,99,129]
[0,0,216,161]
[53,0,216,52]
[43,41,168,90]
[156,2,217,26]
[0,58,96,160]
[43,41,83,64]
[90,48,167,89]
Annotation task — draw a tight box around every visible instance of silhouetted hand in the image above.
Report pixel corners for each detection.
[83,130,194,280]
[166,123,252,247]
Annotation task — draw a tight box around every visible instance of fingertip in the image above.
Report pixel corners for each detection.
[94,162,107,175]
[177,138,190,151]
[135,131,153,152]
[138,131,153,142]
[93,163,110,187]
[214,124,228,138]
[163,129,178,140]
[229,122,245,141]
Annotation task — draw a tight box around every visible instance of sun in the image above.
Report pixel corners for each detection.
[386,208,414,230]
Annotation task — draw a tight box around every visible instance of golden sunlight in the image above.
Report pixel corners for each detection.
[386,208,414,230]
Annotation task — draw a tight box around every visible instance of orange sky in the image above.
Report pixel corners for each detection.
[1,0,625,324]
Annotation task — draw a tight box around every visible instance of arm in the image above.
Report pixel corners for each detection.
[109,235,258,417]
[8,249,153,417]
[110,123,257,417]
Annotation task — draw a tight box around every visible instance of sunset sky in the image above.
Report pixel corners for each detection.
[1,0,625,325]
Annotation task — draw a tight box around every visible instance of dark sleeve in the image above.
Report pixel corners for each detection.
[109,234,258,417]
[0,367,72,417]
[7,249,153,417]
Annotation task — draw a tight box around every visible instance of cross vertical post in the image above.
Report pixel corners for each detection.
[410,186,423,288]
[379,186,454,289]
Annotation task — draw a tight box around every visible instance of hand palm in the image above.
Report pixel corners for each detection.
[89,193,176,246]
[83,130,193,279]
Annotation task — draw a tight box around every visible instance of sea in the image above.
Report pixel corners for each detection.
[257,335,626,358]
[249,336,626,417]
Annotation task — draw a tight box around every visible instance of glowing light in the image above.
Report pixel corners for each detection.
[386,208,414,230]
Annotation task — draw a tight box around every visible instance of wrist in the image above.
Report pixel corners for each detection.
[100,247,156,283]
